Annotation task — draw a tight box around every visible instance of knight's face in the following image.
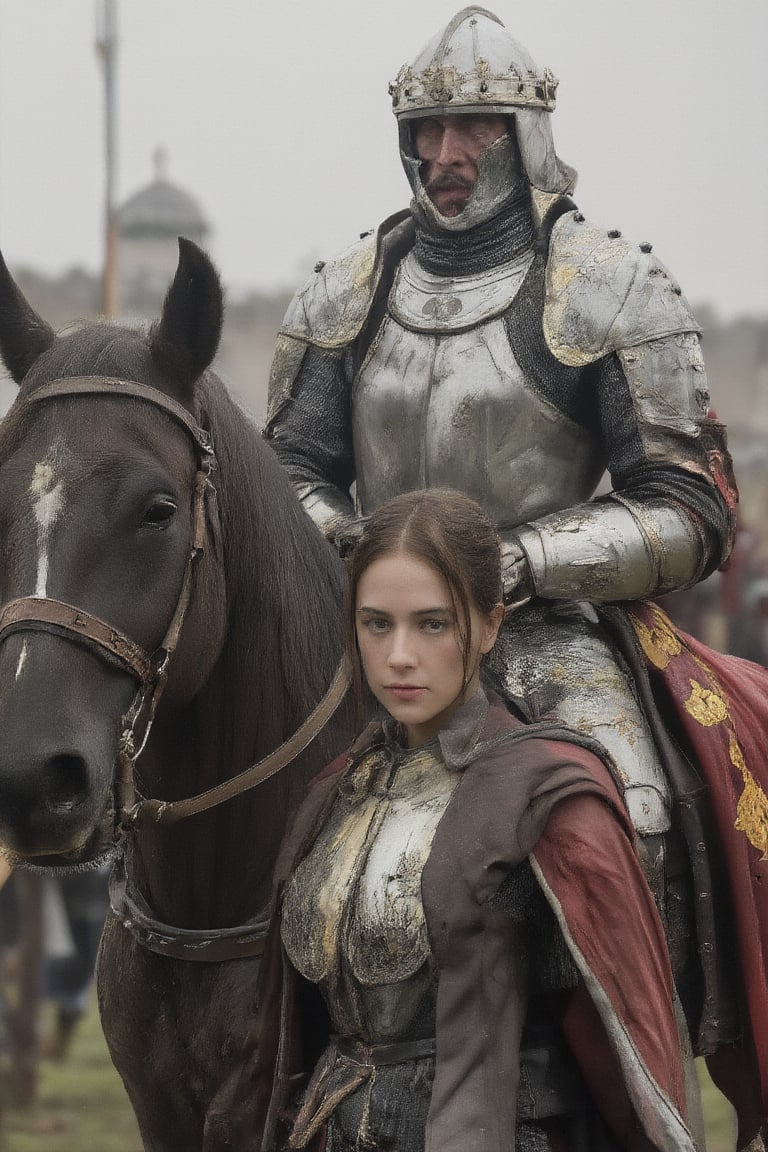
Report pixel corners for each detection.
[413,113,508,217]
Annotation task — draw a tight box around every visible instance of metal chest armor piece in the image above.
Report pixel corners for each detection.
[354,243,602,524]
[281,741,458,1042]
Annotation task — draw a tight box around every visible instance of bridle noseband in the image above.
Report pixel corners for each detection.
[0,376,350,836]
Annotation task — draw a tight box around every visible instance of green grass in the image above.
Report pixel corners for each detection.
[0,997,740,1151]
[699,1060,739,1152]
[4,996,141,1152]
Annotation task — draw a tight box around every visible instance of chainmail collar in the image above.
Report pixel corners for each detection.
[413,192,535,277]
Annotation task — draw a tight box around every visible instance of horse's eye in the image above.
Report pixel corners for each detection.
[143,498,177,528]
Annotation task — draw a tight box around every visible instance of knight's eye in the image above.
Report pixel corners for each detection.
[142,498,177,528]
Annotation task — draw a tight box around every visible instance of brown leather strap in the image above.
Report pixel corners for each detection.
[0,596,154,682]
[134,655,352,825]
[25,377,214,455]
[109,856,269,961]
[11,374,348,828]
[333,1034,437,1066]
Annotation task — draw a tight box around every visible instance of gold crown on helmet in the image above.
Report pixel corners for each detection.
[389,59,559,117]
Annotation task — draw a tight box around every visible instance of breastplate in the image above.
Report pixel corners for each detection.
[281,742,460,1042]
[353,255,605,528]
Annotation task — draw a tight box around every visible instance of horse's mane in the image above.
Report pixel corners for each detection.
[196,370,348,778]
[187,375,351,913]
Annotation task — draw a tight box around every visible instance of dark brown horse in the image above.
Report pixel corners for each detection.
[0,239,351,1149]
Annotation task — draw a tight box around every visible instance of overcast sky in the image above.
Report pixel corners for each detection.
[0,0,765,320]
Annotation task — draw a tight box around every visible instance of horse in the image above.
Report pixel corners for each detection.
[0,238,353,1150]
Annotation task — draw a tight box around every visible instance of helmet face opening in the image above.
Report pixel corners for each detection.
[399,115,527,233]
[391,5,576,216]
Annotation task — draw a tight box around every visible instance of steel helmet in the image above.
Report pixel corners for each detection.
[390,7,576,230]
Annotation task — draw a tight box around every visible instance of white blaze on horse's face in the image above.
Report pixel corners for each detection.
[29,440,67,599]
[15,444,66,679]
[16,442,67,681]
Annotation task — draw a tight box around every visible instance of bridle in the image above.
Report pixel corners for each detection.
[0,375,351,960]
[0,376,350,838]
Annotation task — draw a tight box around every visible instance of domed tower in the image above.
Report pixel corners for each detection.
[118,148,210,314]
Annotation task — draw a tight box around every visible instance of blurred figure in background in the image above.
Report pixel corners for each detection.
[729,576,768,666]
[42,867,110,1061]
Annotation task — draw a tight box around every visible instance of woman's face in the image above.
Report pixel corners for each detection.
[355,550,502,747]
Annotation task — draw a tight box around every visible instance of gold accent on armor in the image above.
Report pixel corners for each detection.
[548,258,580,298]
[530,188,561,230]
[280,230,382,350]
[543,212,700,368]
[389,60,559,116]
[549,660,628,693]
[683,679,729,727]
[730,732,768,859]
[629,611,682,670]
[613,714,642,743]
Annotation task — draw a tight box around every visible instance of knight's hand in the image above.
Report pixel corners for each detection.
[501,539,534,613]
[333,517,370,559]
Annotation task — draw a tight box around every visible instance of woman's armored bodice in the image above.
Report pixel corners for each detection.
[281,740,460,1043]
[353,250,605,527]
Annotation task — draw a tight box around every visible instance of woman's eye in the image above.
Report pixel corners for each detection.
[421,618,446,634]
[365,617,390,634]
[142,498,177,529]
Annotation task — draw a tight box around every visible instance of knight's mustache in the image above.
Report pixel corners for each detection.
[426,172,473,193]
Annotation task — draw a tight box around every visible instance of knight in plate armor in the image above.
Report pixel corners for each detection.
[265,3,736,845]
[264,6,760,1147]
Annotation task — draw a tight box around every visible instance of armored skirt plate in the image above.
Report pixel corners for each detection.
[490,601,672,835]
[389,249,535,333]
[281,743,460,1042]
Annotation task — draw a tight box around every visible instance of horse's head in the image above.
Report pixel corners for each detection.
[0,240,228,866]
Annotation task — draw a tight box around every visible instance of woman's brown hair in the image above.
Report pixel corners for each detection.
[345,488,502,722]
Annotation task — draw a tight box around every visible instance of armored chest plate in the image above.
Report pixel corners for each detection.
[281,743,459,1040]
[354,313,603,528]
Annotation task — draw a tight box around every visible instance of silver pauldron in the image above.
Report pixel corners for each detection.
[280,231,381,349]
[543,212,701,368]
[514,498,705,602]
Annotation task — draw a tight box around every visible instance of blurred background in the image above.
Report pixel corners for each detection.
[0,0,765,1148]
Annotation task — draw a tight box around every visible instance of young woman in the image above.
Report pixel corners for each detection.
[255,489,697,1152]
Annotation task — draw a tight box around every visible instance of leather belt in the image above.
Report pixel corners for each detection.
[332,1034,436,1066]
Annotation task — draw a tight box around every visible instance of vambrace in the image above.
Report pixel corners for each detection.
[511,332,739,604]
[511,496,707,602]
[294,483,357,543]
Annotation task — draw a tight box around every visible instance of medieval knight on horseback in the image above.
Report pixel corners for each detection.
[265,7,765,1149]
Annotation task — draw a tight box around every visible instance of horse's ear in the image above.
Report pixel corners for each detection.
[0,248,56,384]
[149,238,224,396]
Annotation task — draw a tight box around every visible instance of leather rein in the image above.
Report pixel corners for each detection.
[0,376,350,835]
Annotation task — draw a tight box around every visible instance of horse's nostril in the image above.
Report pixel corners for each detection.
[43,754,90,814]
